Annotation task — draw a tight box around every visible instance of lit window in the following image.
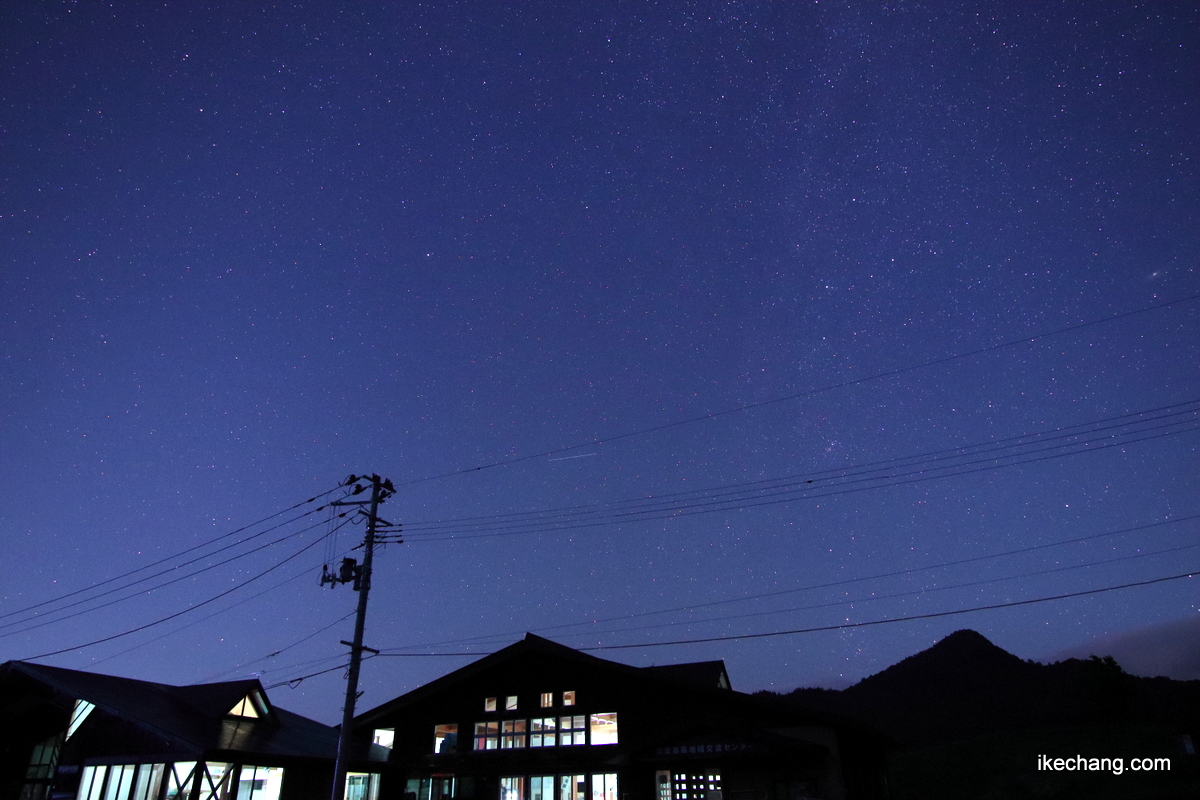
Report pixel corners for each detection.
[197,762,234,800]
[485,697,498,712]
[589,713,618,745]
[501,719,527,749]
[561,775,587,800]
[529,717,556,747]
[434,724,459,754]
[24,734,60,780]
[558,716,586,746]
[656,772,672,800]
[229,693,264,718]
[163,762,197,800]
[104,765,138,800]
[346,773,380,800]
[373,729,395,750]
[506,695,519,711]
[540,692,553,708]
[500,777,525,800]
[562,691,576,706]
[591,774,618,800]
[669,771,721,800]
[67,699,96,740]
[131,764,166,800]
[79,765,106,800]
[407,776,456,800]
[474,721,499,750]
[238,766,284,800]
[530,776,555,800]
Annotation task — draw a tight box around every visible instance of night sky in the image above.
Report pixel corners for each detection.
[2,1,1197,726]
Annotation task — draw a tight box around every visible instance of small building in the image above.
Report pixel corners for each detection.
[0,660,380,800]
[352,634,890,800]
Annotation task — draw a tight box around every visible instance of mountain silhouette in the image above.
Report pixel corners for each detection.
[773,629,1198,746]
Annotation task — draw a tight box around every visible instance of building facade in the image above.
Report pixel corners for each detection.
[0,661,379,800]
[352,635,889,800]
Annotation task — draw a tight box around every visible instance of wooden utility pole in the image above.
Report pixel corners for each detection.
[325,474,397,800]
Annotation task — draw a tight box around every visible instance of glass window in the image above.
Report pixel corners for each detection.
[529,717,556,747]
[79,766,107,800]
[346,773,380,800]
[67,699,96,740]
[591,774,617,800]
[474,721,499,750]
[501,719,527,749]
[163,763,197,800]
[670,771,721,800]
[560,775,586,800]
[229,693,265,718]
[434,723,459,754]
[24,735,60,781]
[103,765,135,800]
[132,764,165,800]
[562,691,576,706]
[530,776,554,800]
[559,716,586,746]
[500,777,524,800]
[196,763,233,800]
[589,713,618,745]
[409,776,456,800]
[540,693,553,708]
[238,766,284,800]
[373,729,395,749]
[505,695,519,711]
[656,772,672,800]
[485,697,498,712]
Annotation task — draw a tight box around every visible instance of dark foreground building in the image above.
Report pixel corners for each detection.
[0,660,380,800]
[352,635,890,800]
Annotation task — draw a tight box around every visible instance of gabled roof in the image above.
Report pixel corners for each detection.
[352,634,889,747]
[0,661,343,760]
[353,633,640,727]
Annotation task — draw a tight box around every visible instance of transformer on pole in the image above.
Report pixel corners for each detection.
[323,474,399,800]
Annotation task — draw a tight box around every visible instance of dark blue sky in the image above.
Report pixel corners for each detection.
[2,1,1197,725]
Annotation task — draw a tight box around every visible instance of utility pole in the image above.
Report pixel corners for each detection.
[323,474,398,800]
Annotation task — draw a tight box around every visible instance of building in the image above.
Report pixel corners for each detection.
[0,660,381,800]
[351,634,890,800]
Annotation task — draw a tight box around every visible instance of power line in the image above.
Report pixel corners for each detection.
[0,483,347,624]
[366,568,1198,660]
[394,403,1199,541]
[582,569,1199,651]
[212,632,358,686]
[397,400,1198,534]
[91,567,358,672]
[554,541,1200,643]
[377,513,1198,653]
[392,293,1200,488]
[264,657,374,691]
[0,511,353,639]
[23,517,353,660]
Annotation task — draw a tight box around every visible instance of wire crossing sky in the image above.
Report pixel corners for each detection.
[2,1,1197,723]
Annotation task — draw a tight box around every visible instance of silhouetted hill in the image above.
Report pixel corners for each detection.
[765,630,1200,798]
[771,629,1200,746]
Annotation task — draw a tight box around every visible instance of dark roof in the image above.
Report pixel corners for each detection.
[642,660,732,690]
[0,661,344,761]
[353,633,646,727]
[353,633,884,745]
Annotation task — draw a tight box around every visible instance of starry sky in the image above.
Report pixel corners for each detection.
[2,1,1197,726]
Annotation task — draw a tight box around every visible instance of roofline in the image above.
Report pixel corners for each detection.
[1,660,273,752]
[352,633,882,742]
[354,634,641,727]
